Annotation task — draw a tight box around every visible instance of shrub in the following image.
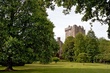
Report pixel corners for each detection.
[76,53,89,63]
[52,57,60,63]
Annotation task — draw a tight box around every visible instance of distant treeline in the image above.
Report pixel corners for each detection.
[62,30,110,63]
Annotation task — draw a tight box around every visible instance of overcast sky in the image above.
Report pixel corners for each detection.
[47,6,108,42]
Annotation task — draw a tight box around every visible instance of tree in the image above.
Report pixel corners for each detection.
[62,36,75,62]
[0,0,54,70]
[74,33,86,61]
[85,30,99,62]
[95,38,110,63]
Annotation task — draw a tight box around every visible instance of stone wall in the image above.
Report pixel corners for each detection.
[65,25,85,39]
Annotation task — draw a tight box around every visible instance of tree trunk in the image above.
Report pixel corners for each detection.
[5,65,14,71]
[5,55,14,71]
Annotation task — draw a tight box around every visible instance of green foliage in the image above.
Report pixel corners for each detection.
[62,30,110,63]
[62,32,98,63]
[73,31,99,63]
[85,30,99,62]
[0,36,35,66]
[50,38,59,57]
[74,33,86,61]
[0,0,55,69]
[35,19,54,64]
[52,57,60,63]
[62,36,74,62]
[95,38,110,63]
[76,53,89,63]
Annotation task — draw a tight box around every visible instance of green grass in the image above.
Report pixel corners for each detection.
[0,62,110,73]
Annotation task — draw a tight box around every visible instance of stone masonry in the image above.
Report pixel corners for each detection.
[65,25,85,39]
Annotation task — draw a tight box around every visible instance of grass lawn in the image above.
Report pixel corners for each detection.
[0,62,110,73]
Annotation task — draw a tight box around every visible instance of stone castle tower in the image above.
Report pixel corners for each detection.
[57,37,63,58]
[65,25,85,38]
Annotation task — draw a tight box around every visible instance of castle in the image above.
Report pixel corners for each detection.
[57,25,85,58]
[65,25,85,38]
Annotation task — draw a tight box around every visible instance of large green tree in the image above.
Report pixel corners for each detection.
[85,30,99,62]
[0,0,55,70]
[62,36,75,61]
[74,33,86,61]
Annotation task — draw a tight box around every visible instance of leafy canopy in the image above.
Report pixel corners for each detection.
[46,0,110,38]
[0,0,56,70]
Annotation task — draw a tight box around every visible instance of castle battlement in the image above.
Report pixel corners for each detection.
[65,25,72,31]
[65,25,85,39]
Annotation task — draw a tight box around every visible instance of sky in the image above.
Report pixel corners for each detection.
[47,6,108,42]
